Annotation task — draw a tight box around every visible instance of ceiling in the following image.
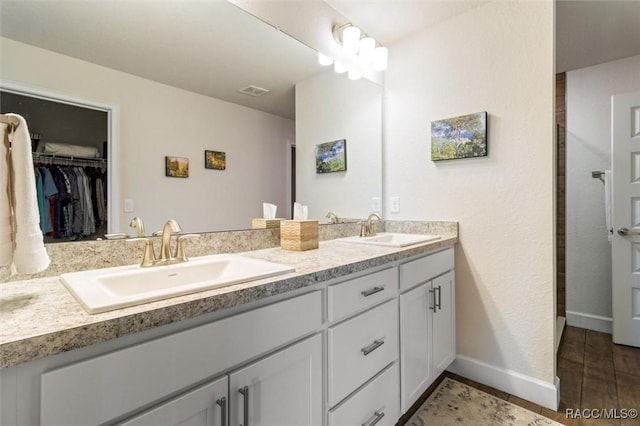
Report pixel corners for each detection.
[1,1,638,119]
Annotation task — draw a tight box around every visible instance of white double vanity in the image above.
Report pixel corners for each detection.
[0,230,456,426]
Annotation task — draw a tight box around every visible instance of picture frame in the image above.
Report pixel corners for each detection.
[205,150,226,170]
[431,111,488,161]
[315,139,347,174]
[165,156,189,178]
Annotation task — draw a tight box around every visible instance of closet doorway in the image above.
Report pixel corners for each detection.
[0,83,119,241]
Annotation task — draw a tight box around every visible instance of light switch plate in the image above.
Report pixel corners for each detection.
[391,196,400,213]
[372,197,382,212]
[124,199,134,213]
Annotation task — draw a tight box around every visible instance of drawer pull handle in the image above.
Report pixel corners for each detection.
[216,397,227,426]
[362,411,385,426]
[239,386,249,426]
[361,339,384,356]
[361,286,385,297]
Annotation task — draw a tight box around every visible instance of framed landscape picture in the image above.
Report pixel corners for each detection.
[315,139,347,174]
[165,156,189,178]
[205,150,226,170]
[431,111,488,161]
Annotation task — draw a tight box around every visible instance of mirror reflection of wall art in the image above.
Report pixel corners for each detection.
[315,139,347,174]
[165,156,189,178]
[431,111,488,161]
[205,150,226,170]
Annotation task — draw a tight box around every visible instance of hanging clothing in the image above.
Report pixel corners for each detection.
[33,162,106,241]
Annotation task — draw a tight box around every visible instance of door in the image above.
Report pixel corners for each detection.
[118,376,228,426]
[432,271,456,376]
[399,283,432,413]
[612,90,640,347]
[229,334,322,426]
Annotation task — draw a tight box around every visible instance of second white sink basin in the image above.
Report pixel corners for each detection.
[338,233,441,247]
[61,254,295,314]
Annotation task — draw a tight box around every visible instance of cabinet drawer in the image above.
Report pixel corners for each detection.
[328,267,398,322]
[41,290,322,426]
[328,299,398,406]
[400,247,454,292]
[328,363,400,426]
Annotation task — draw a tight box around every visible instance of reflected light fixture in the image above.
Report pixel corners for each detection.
[317,23,388,80]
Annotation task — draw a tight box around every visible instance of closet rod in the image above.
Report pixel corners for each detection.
[32,152,107,164]
[0,113,20,127]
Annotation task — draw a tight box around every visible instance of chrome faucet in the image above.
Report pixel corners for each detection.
[129,216,146,237]
[130,219,198,267]
[326,211,340,224]
[158,219,182,263]
[360,213,382,237]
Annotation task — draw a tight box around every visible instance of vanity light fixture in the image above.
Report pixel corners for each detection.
[317,23,388,80]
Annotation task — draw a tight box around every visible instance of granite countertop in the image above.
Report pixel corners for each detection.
[0,236,456,369]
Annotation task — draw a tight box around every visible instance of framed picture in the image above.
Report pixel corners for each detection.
[315,139,347,174]
[431,111,488,161]
[165,156,189,178]
[205,150,226,170]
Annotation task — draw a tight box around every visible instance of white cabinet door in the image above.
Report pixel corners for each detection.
[118,376,228,426]
[229,333,322,426]
[399,283,432,413]
[432,271,455,378]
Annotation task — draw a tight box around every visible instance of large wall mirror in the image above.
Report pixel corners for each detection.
[0,0,382,241]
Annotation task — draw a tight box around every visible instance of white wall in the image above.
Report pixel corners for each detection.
[385,0,556,408]
[295,69,382,221]
[0,37,294,234]
[566,55,640,332]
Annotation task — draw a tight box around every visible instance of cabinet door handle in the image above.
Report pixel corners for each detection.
[435,285,442,311]
[361,286,384,297]
[429,288,437,312]
[362,411,385,426]
[361,339,384,356]
[216,397,227,426]
[238,386,249,426]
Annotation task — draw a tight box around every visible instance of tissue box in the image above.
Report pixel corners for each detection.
[281,220,319,251]
[251,218,284,229]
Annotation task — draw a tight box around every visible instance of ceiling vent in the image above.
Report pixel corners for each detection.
[238,85,270,97]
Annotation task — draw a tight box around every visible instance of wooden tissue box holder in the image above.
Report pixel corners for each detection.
[280,220,319,251]
[251,218,284,229]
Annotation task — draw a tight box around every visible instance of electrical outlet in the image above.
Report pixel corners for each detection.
[391,196,400,213]
[372,197,382,212]
[124,199,134,213]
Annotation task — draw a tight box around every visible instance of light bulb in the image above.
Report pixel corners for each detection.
[358,37,375,63]
[334,61,348,73]
[348,68,363,80]
[372,46,388,71]
[342,26,361,54]
[318,52,333,66]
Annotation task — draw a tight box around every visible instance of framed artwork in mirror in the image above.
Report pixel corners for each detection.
[165,156,189,178]
[431,111,487,161]
[205,150,226,170]
[315,139,346,174]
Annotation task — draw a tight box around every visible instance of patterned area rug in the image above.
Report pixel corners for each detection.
[406,378,562,426]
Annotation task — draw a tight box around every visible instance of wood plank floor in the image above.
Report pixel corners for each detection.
[397,325,640,425]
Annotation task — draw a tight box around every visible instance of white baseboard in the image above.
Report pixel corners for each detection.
[566,311,612,334]
[448,355,560,410]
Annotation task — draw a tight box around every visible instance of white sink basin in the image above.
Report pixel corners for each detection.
[61,254,295,314]
[338,233,441,248]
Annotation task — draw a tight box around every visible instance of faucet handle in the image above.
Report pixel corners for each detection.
[126,237,156,267]
[175,234,199,262]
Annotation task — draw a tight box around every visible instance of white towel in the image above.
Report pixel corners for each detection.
[0,123,13,266]
[604,170,612,242]
[1,114,50,274]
